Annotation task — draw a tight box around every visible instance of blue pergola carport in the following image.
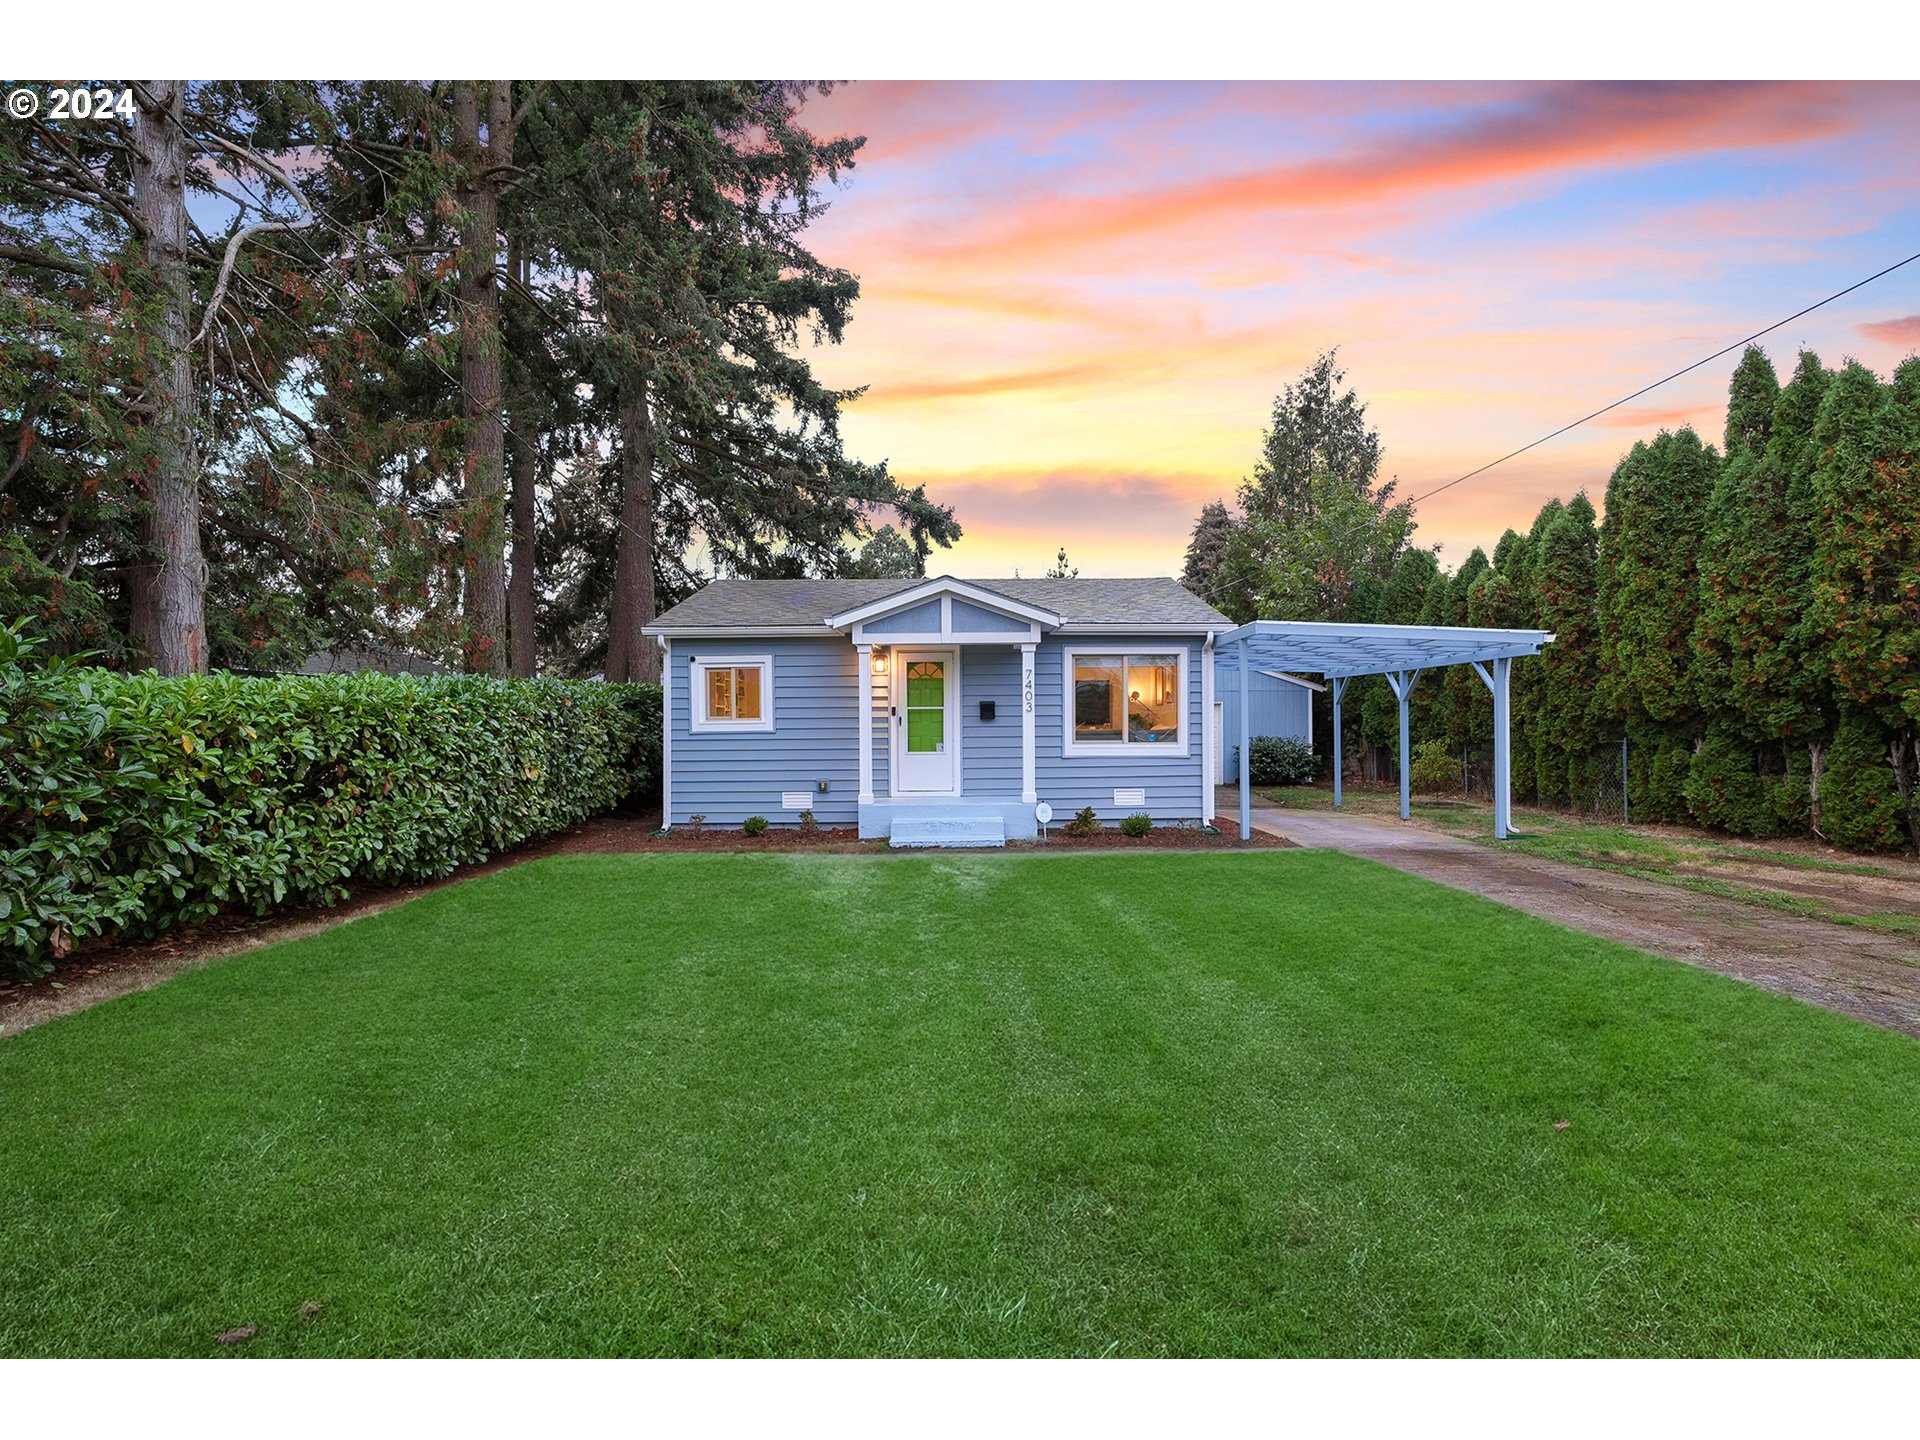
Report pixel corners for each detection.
[1216,620,1556,841]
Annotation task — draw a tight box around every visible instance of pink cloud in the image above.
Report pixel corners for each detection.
[918,83,1855,265]
[1859,314,1920,347]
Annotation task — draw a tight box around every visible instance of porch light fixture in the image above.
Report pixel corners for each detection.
[871,649,889,675]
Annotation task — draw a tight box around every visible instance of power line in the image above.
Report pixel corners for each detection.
[1408,247,1920,506]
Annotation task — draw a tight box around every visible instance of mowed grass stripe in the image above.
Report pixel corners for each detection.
[2,851,1917,1356]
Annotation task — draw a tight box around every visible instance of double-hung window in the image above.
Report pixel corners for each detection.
[1064,648,1186,755]
[690,656,774,733]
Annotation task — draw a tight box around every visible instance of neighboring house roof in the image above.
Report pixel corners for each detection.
[300,643,448,676]
[645,576,1232,635]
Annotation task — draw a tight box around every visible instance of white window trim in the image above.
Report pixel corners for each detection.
[1061,644,1190,759]
[689,654,775,734]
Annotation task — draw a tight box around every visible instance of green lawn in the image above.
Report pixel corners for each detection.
[4,851,1920,1357]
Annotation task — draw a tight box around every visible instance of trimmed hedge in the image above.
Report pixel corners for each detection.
[1,624,660,975]
[1248,734,1317,787]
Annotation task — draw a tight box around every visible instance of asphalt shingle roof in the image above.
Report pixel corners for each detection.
[646,576,1231,633]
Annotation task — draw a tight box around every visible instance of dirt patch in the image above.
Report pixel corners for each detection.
[3,810,1284,1036]
[1250,805,1920,1040]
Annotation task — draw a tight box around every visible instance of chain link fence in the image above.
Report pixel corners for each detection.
[1453,737,1631,822]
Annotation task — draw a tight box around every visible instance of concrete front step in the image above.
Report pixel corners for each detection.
[888,814,1008,848]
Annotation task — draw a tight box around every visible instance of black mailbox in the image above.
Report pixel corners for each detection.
[979,700,996,721]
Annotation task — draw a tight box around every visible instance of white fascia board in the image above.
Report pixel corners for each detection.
[640,624,830,638]
[1053,623,1219,635]
[825,576,1062,630]
[1216,619,1555,649]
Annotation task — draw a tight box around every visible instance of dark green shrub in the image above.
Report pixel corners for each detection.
[1684,723,1775,836]
[1821,710,1906,852]
[1247,735,1316,786]
[1408,739,1457,794]
[0,622,659,976]
[743,815,769,836]
[1119,812,1152,837]
[1065,806,1098,837]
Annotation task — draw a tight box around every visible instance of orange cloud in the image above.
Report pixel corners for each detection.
[1860,314,1920,347]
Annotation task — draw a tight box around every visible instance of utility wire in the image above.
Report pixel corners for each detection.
[1408,247,1920,505]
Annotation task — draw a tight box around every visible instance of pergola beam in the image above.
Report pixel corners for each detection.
[1224,619,1551,842]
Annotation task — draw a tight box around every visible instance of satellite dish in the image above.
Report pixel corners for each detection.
[1035,802,1053,824]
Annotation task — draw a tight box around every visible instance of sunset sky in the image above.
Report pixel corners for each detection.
[794,81,1920,577]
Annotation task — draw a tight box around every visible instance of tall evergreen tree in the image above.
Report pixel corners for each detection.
[1226,351,1415,625]
[1809,360,1920,848]
[1179,500,1239,611]
[1532,495,1602,806]
[1598,427,1718,818]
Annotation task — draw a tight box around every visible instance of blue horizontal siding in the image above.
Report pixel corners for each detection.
[668,638,866,828]
[960,645,1022,796]
[1217,666,1314,765]
[1035,637,1206,822]
[666,633,1212,828]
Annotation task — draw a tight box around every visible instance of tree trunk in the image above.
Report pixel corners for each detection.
[605,388,658,684]
[508,431,539,677]
[505,234,539,678]
[1807,740,1825,841]
[128,80,206,675]
[452,81,511,675]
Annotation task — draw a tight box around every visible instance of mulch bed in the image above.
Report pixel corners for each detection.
[3,808,1287,1031]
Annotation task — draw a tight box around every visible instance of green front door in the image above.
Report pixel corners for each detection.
[897,650,956,792]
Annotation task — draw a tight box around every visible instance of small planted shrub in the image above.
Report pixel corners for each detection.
[797,809,819,836]
[1408,738,1458,795]
[742,815,770,836]
[685,814,707,835]
[1119,812,1153,837]
[1065,806,1099,837]
[1248,735,1316,786]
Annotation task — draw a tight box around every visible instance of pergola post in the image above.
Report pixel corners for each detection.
[1385,668,1419,822]
[1494,656,1512,839]
[1330,676,1347,809]
[1473,657,1515,840]
[1237,636,1251,841]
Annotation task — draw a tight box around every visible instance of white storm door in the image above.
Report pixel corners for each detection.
[896,649,958,793]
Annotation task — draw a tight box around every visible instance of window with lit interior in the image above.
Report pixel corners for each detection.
[1067,650,1182,752]
[690,657,773,733]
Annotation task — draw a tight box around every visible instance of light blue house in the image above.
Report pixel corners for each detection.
[643,576,1233,845]
[1213,665,1321,781]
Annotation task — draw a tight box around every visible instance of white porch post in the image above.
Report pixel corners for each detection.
[1020,642,1037,804]
[659,636,672,828]
[856,643,875,805]
[1200,633,1216,820]
[1330,675,1346,810]
[1237,637,1251,839]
